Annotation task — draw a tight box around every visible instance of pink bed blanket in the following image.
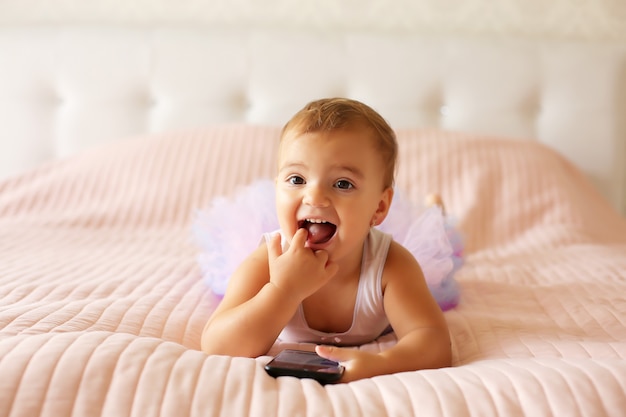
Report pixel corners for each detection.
[1,125,625,417]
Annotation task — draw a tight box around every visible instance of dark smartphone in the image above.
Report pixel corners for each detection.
[264,349,344,384]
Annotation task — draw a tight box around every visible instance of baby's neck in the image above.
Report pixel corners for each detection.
[329,246,364,285]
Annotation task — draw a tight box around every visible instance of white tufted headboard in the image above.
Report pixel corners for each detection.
[1,24,625,214]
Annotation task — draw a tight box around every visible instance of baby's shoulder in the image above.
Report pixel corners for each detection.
[381,240,423,285]
[385,239,420,266]
[244,240,271,270]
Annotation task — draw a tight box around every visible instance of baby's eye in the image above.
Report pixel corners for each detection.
[288,175,305,185]
[335,179,354,190]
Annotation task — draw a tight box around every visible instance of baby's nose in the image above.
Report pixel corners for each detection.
[303,185,330,207]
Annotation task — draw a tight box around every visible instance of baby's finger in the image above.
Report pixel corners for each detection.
[290,227,309,249]
[314,249,328,263]
[266,232,283,261]
[315,345,356,363]
[314,250,339,275]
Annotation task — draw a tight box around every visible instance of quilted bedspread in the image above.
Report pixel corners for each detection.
[1,125,625,417]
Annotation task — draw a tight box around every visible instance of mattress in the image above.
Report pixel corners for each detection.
[1,125,625,417]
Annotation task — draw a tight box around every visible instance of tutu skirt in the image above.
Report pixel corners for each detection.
[193,179,462,310]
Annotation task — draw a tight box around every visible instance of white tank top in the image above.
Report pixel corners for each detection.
[264,228,393,346]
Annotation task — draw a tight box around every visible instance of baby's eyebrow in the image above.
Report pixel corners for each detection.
[277,161,365,180]
[277,161,306,173]
[330,164,365,180]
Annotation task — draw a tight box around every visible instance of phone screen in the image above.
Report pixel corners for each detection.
[264,349,344,383]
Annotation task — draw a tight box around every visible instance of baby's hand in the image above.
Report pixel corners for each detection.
[315,345,384,383]
[267,228,339,301]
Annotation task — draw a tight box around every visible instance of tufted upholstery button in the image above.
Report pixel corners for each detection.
[231,92,250,118]
[51,91,64,107]
[147,91,159,108]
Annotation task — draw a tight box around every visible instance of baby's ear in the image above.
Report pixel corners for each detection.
[372,187,394,226]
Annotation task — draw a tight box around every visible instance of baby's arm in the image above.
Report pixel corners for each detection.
[316,241,451,382]
[201,228,338,357]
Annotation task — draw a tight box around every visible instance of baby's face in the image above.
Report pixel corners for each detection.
[276,127,392,263]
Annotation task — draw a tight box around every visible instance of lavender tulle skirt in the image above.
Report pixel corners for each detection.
[193,179,463,310]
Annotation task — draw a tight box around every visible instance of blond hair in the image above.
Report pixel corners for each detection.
[280,98,397,188]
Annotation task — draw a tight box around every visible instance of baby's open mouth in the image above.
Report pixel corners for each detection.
[298,219,337,244]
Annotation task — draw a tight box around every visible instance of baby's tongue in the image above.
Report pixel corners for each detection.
[305,223,335,244]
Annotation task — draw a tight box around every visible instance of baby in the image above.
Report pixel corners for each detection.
[201,98,451,382]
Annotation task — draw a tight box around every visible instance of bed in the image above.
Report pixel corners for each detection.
[1,3,626,417]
